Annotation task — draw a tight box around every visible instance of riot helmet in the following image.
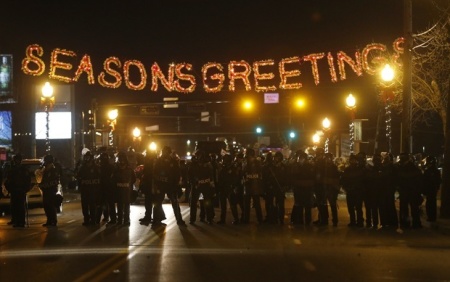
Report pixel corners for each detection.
[43,154,54,164]
[116,151,128,165]
[12,153,23,164]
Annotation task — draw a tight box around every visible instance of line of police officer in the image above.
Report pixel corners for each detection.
[67,145,442,230]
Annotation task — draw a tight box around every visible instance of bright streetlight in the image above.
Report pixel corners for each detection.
[345,93,356,111]
[149,141,157,152]
[322,117,331,153]
[346,94,357,154]
[108,109,118,121]
[107,109,118,147]
[132,127,141,138]
[380,63,395,153]
[312,132,321,145]
[381,64,395,83]
[242,100,253,111]
[41,82,54,154]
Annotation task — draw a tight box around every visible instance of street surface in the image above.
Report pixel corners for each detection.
[1,191,450,282]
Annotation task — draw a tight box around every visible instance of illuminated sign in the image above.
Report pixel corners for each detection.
[35,112,72,139]
[264,93,279,104]
[0,54,15,103]
[21,38,404,94]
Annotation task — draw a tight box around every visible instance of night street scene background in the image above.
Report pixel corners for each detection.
[1,1,450,281]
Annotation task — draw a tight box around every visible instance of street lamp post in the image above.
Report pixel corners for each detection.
[322,117,331,153]
[312,132,321,148]
[380,64,395,153]
[132,127,141,151]
[346,94,356,155]
[41,82,54,154]
[108,109,118,148]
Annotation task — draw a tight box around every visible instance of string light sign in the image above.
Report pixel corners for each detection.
[21,38,404,94]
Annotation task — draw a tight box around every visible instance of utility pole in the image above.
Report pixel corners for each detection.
[441,78,450,218]
[402,0,413,154]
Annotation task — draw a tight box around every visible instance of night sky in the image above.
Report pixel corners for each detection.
[0,0,445,154]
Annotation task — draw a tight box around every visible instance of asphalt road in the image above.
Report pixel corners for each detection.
[1,191,450,282]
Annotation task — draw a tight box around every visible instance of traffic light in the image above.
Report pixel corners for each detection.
[87,110,95,130]
[289,130,296,139]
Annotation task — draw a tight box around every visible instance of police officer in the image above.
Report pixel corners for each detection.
[139,150,162,223]
[315,151,340,226]
[379,153,399,229]
[216,154,240,224]
[112,151,136,226]
[233,153,245,221]
[395,152,424,229]
[98,152,116,226]
[188,150,215,224]
[340,154,364,227]
[290,151,315,225]
[77,151,102,225]
[4,154,31,228]
[38,154,60,227]
[242,148,264,224]
[364,153,384,229]
[263,151,288,224]
[422,155,441,222]
[153,146,185,226]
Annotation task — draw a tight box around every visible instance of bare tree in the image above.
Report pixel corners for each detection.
[410,15,450,132]
[386,3,450,218]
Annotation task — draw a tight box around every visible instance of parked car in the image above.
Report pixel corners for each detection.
[0,159,63,214]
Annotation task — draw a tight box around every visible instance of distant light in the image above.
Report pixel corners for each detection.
[289,131,296,139]
[163,103,179,109]
[322,117,331,130]
[256,127,262,134]
[381,64,395,82]
[132,127,141,138]
[295,99,305,108]
[41,82,53,98]
[346,94,356,109]
[187,140,191,145]
[108,109,118,120]
[312,133,321,144]
[243,100,253,110]
[149,142,157,151]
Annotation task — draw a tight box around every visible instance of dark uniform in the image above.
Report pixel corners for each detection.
[422,155,441,222]
[188,150,215,224]
[112,152,136,226]
[153,146,185,225]
[77,152,102,225]
[139,151,166,224]
[378,153,398,229]
[290,151,315,225]
[315,152,340,226]
[4,154,31,227]
[38,154,60,227]
[395,153,424,229]
[364,153,387,229]
[262,151,288,224]
[216,154,240,224]
[242,148,264,224]
[341,154,364,227]
[98,152,116,225]
[233,153,245,221]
